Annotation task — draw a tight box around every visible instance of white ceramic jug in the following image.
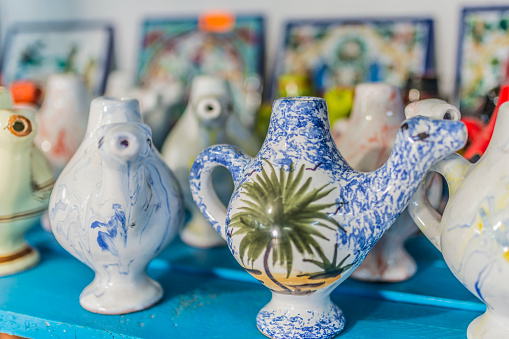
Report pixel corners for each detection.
[409,98,509,339]
[49,97,184,314]
[162,75,259,248]
[35,73,90,174]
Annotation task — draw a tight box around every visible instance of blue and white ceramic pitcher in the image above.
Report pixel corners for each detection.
[49,97,184,315]
[190,97,467,338]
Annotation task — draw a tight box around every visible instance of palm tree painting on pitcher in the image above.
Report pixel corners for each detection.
[229,159,353,294]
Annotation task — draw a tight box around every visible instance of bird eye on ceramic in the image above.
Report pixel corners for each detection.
[162,75,260,249]
[190,96,467,338]
[334,83,442,282]
[408,99,509,339]
[49,97,184,315]
[0,88,55,276]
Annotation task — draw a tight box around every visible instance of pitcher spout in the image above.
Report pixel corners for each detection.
[361,116,467,240]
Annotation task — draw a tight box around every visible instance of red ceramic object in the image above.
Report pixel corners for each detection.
[461,116,484,146]
[10,80,42,105]
[464,84,509,162]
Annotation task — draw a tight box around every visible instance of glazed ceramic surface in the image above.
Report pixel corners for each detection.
[34,73,90,174]
[335,83,411,282]
[409,99,509,339]
[0,87,54,276]
[404,98,461,120]
[336,83,441,282]
[162,75,259,248]
[334,83,404,170]
[49,97,184,314]
[105,70,185,150]
[190,97,467,338]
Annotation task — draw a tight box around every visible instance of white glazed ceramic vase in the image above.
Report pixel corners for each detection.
[0,87,54,276]
[106,70,185,150]
[408,99,509,339]
[49,97,184,314]
[337,83,437,282]
[162,75,259,248]
[190,97,467,338]
[35,73,90,175]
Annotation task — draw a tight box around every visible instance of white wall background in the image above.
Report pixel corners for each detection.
[0,0,506,99]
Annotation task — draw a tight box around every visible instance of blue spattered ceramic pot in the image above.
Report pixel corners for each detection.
[190,96,467,338]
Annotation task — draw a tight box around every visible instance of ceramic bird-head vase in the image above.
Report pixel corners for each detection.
[190,96,467,338]
[34,73,90,175]
[162,75,260,248]
[0,87,54,276]
[408,99,509,339]
[49,97,184,315]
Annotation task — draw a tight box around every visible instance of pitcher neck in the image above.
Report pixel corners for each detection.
[86,97,142,136]
[265,97,330,144]
[261,97,346,167]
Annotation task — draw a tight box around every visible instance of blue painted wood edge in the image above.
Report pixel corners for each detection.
[148,259,486,313]
[0,311,142,339]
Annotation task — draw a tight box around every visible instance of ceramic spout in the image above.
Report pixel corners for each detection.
[364,116,467,243]
[405,99,461,121]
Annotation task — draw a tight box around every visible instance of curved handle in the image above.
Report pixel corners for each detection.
[408,153,472,252]
[190,144,252,241]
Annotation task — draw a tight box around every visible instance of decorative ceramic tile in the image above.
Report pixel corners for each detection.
[0,21,113,95]
[455,6,509,114]
[137,15,265,129]
[271,17,434,97]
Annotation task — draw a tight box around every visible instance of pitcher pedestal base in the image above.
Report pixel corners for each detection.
[256,292,345,339]
[467,310,509,339]
[80,274,163,315]
[0,245,39,276]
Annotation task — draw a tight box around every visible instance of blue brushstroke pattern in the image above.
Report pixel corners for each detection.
[91,204,127,257]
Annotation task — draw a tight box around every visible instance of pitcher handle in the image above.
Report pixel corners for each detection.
[190,144,252,241]
[408,153,472,252]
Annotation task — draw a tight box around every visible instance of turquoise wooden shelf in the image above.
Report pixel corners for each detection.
[0,228,484,338]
